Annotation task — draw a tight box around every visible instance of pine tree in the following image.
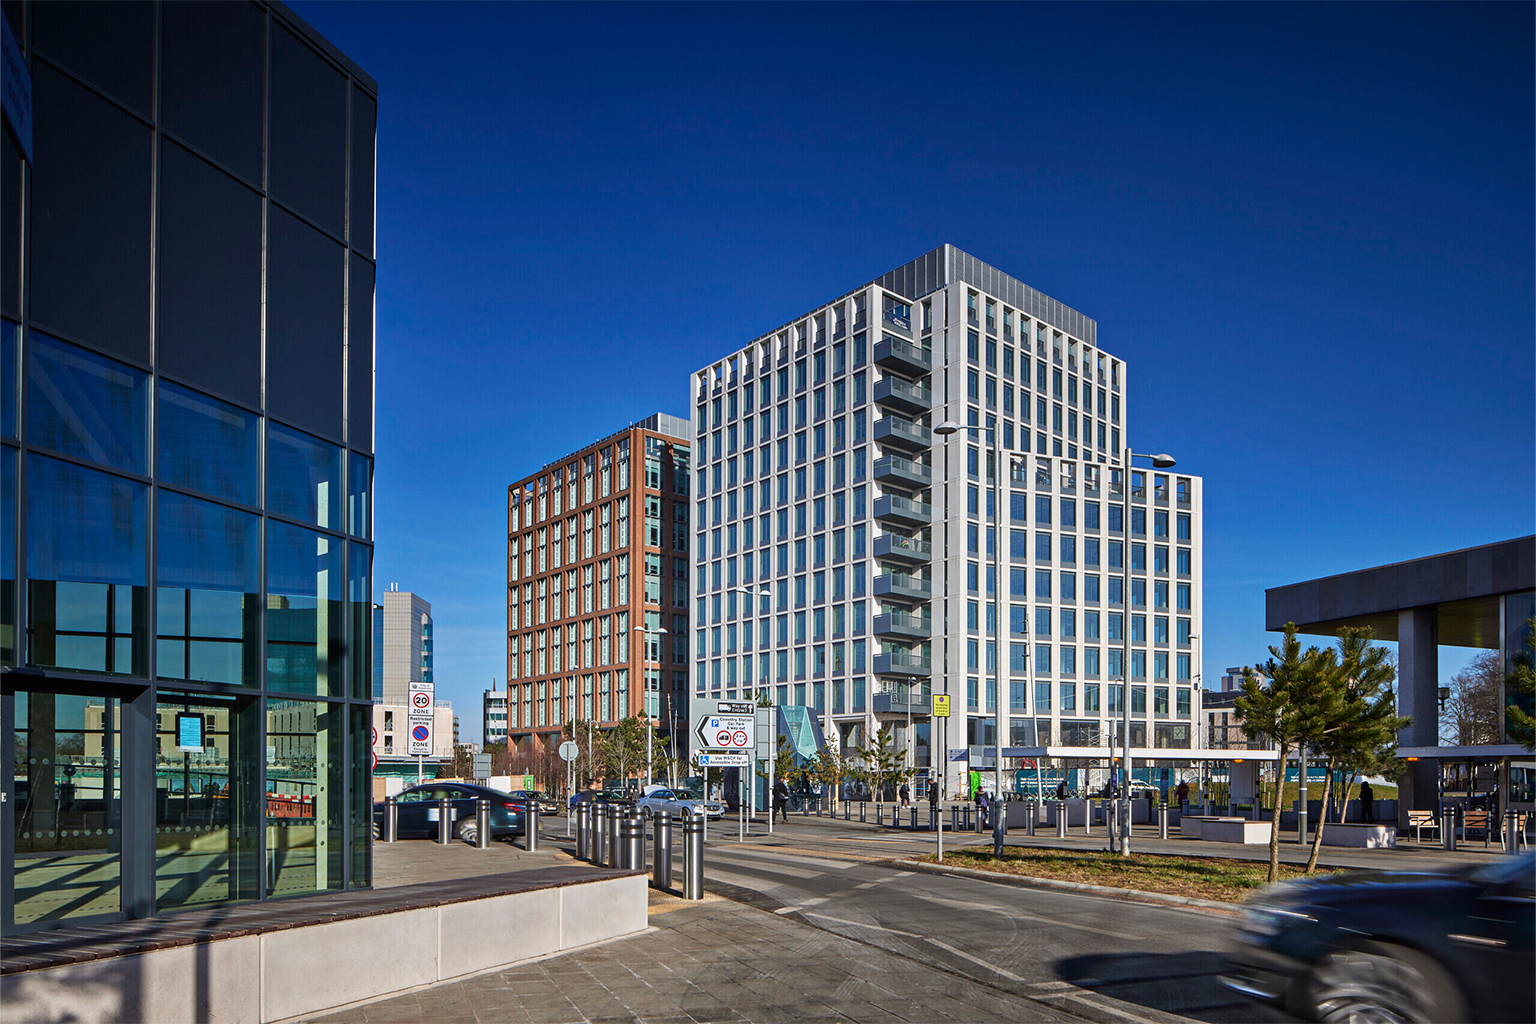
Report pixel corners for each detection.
[1234,623,1327,883]
[1505,617,1536,751]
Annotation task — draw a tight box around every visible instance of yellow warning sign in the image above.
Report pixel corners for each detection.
[932,694,950,717]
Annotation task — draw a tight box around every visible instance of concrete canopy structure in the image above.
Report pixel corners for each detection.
[1266,535,1536,823]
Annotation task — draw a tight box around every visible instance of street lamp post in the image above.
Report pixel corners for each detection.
[732,585,771,822]
[935,421,1006,818]
[634,625,668,787]
[1117,446,1176,857]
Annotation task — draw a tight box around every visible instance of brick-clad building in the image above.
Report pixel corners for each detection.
[506,414,691,757]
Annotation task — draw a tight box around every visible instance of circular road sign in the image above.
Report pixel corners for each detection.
[558,740,579,762]
[411,724,429,742]
[410,691,432,711]
[732,730,748,747]
[715,729,733,747]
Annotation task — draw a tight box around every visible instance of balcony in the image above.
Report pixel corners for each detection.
[873,376,931,415]
[873,454,931,492]
[874,335,931,377]
[873,611,930,640]
[874,415,930,453]
[873,572,931,603]
[874,650,930,677]
[873,679,931,715]
[872,533,931,565]
[873,494,930,528]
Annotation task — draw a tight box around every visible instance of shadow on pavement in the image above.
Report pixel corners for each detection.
[1056,951,1299,1024]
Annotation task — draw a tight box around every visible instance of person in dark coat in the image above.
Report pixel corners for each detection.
[1176,780,1189,813]
[1359,781,1374,823]
[1056,780,1067,801]
[899,782,911,808]
[773,778,789,822]
[977,790,990,828]
[928,779,941,809]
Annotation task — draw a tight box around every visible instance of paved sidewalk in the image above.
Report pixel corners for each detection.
[302,888,1085,1024]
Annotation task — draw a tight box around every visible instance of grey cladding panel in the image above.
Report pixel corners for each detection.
[873,244,1097,345]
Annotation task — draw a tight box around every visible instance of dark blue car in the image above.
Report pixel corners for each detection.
[374,783,525,843]
[1222,852,1533,1022]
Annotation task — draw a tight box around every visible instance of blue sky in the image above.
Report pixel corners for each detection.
[293,2,1534,743]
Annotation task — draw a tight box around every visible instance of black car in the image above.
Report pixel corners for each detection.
[1222,852,1534,1022]
[507,789,561,817]
[374,783,525,843]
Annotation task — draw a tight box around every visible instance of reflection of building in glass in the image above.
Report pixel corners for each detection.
[2,1,376,935]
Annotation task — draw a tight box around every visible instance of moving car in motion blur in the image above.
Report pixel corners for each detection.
[374,783,525,844]
[635,784,724,820]
[1222,852,1533,1022]
[506,789,561,817]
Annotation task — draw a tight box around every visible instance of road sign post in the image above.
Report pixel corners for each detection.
[409,682,435,784]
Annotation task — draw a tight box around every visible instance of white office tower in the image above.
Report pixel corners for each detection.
[690,245,1203,795]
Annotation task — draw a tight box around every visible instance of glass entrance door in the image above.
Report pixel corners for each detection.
[10,691,122,926]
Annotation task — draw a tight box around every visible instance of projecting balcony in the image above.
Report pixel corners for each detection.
[874,335,931,377]
[873,533,931,566]
[873,611,931,640]
[873,494,930,528]
[873,572,931,603]
[873,454,931,492]
[873,651,932,677]
[874,376,931,415]
[874,415,930,453]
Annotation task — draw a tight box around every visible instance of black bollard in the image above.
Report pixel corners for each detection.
[526,800,541,851]
[575,802,589,860]
[476,798,492,849]
[653,812,673,890]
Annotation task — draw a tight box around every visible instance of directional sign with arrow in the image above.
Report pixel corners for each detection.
[694,713,755,750]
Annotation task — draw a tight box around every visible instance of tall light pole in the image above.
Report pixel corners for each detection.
[732,584,771,820]
[1118,447,1177,856]
[935,420,1005,813]
[634,625,667,786]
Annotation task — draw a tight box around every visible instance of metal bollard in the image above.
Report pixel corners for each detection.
[608,803,623,867]
[1027,800,1037,837]
[1056,800,1068,838]
[383,796,399,843]
[575,802,590,860]
[861,802,866,823]
[682,811,705,900]
[593,801,609,864]
[1083,800,1093,836]
[1159,802,1169,840]
[911,807,918,830]
[476,798,492,849]
[993,800,1008,857]
[977,804,986,833]
[622,810,644,871]
[526,800,541,852]
[437,797,453,845]
[1443,807,1457,851]
[1506,810,1521,854]
[930,807,938,832]
[653,812,673,890]
[844,803,850,821]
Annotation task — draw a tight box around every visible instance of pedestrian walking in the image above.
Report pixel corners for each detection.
[1359,781,1374,823]
[899,782,911,808]
[928,779,941,809]
[977,790,990,828]
[773,778,789,822]
[1055,779,1067,801]
[1176,780,1189,813]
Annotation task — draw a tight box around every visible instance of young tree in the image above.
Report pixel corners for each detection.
[1302,627,1409,873]
[1234,623,1328,883]
[857,727,907,811]
[602,717,650,792]
[563,719,605,788]
[806,742,850,814]
[1506,616,1536,751]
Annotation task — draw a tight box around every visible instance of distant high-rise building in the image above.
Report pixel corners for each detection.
[377,587,432,706]
[1219,666,1267,692]
[506,414,692,755]
[484,681,509,746]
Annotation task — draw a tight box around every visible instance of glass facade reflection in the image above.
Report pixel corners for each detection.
[3,0,376,936]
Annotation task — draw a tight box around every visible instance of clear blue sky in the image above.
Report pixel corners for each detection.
[293,2,1534,744]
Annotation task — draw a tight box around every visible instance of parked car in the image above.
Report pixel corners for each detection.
[634,784,724,820]
[1221,852,1534,1022]
[506,789,560,817]
[374,783,524,844]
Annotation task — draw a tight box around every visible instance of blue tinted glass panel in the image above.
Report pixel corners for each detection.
[158,379,258,506]
[348,541,371,699]
[2,445,13,663]
[267,520,343,695]
[27,333,148,473]
[26,454,147,674]
[156,491,259,685]
[268,422,341,530]
[347,452,371,539]
[2,320,16,438]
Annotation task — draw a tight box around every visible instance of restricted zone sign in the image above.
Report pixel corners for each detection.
[410,690,432,713]
[408,720,432,756]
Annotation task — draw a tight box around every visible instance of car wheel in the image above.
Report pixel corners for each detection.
[1307,943,1466,1024]
[456,818,478,845]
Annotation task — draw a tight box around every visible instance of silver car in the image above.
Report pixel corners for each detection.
[634,785,724,820]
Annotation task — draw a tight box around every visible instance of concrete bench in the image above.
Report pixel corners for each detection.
[1179,815,1245,839]
[1322,823,1397,848]
[1201,819,1271,845]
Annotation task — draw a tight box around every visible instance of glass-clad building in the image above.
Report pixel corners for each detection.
[0,1,377,934]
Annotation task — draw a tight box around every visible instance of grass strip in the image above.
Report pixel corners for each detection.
[922,847,1341,903]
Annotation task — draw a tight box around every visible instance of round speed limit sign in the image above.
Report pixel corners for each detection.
[411,691,432,712]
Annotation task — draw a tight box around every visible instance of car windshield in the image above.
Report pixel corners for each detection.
[649,790,674,800]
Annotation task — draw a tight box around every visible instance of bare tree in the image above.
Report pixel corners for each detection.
[1441,651,1505,746]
